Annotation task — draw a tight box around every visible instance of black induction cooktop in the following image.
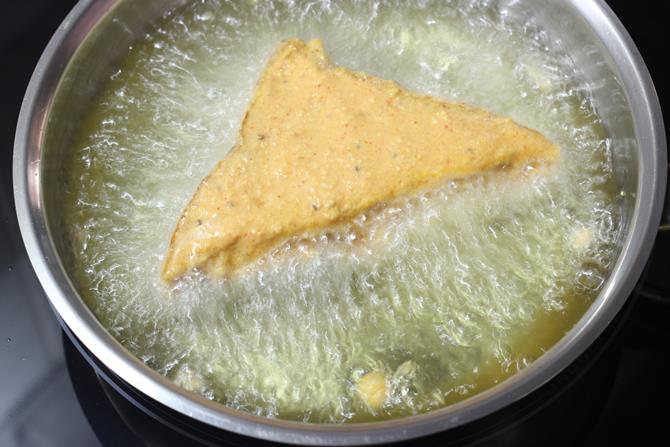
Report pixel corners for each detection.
[1,1,668,446]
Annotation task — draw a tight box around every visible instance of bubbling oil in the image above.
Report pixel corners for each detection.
[61,0,621,423]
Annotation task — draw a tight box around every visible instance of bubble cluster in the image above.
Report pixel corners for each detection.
[61,0,621,423]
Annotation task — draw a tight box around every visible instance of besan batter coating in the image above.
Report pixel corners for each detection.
[161,39,559,282]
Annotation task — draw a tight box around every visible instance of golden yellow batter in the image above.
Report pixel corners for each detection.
[356,371,388,410]
[161,38,559,282]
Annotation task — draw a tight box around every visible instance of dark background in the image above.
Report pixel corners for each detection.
[1,1,668,446]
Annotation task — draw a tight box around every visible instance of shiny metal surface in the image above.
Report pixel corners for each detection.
[13,0,667,444]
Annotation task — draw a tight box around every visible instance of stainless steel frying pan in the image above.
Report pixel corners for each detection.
[13,0,667,444]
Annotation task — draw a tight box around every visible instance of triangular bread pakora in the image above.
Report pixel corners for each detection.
[162,38,558,282]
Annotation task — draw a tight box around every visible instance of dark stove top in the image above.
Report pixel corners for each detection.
[1,1,667,446]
